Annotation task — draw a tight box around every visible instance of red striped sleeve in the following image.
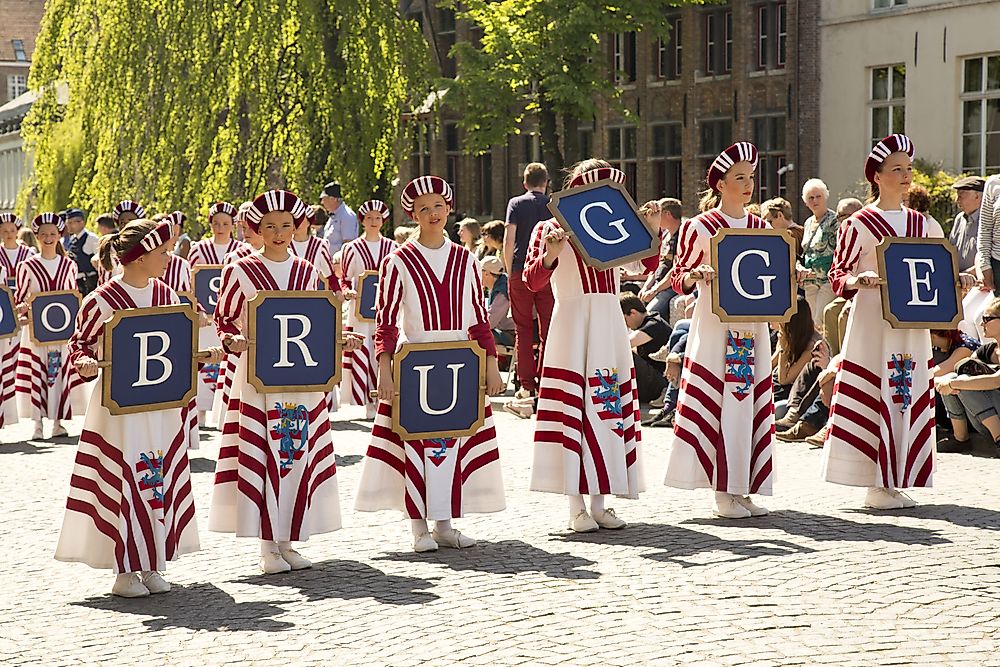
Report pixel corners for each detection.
[522,220,556,292]
[829,218,863,299]
[373,254,404,358]
[68,293,107,365]
[466,252,497,358]
[668,217,703,295]
[214,264,245,344]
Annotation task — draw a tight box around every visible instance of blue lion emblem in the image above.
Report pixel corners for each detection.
[591,368,624,434]
[138,451,165,504]
[46,351,61,387]
[202,362,221,385]
[725,331,755,401]
[273,402,309,474]
[887,353,914,412]
[427,437,455,465]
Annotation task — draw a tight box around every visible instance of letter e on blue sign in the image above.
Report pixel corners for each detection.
[0,285,19,340]
[192,265,224,315]
[393,341,487,440]
[876,238,963,329]
[355,270,379,323]
[711,229,797,323]
[547,179,659,270]
[28,290,80,344]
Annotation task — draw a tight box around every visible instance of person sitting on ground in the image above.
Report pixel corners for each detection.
[620,294,670,403]
[930,328,980,433]
[772,297,821,407]
[821,198,864,355]
[776,341,839,445]
[761,197,804,258]
[481,255,516,348]
[643,318,691,428]
[637,198,684,320]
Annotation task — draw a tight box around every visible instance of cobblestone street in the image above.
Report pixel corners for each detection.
[2,403,999,666]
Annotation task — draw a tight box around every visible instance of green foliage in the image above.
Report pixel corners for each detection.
[21,0,432,236]
[913,158,963,234]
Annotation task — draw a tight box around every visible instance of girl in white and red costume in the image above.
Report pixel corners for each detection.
[96,200,145,286]
[0,212,32,429]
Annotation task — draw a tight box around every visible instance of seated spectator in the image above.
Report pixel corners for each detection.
[637,198,683,320]
[776,342,839,445]
[643,319,691,428]
[480,220,505,259]
[820,197,864,354]
[480,256,516,347]
[620,294,670,402]
[761,197,804,257]
[772,297,822,408]
[458,217,485,258]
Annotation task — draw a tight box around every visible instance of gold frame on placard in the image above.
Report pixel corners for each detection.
[0,285,21,341]
[546,178,660,271]
[875,237,964,329]
[709,228,798,324]
[27,290,81,346]
[246,290,342,394]
[391,340,487,441]
[190,264,224,314]
[354,270,379,323]
[101,305,199,416]
[175,290,196,308]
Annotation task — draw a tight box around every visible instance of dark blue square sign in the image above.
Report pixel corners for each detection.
[193,265,224,315]
[711,229,797,322]
[102,306,198,415]
[877,238,962,329]
[547,180,658,270]
[393,341,486,440]
[0,285,18,339]
[247,291,342,393]
[29,290,80,344]
[355,271,379,322]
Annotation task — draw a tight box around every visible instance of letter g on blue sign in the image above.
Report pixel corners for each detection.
[712,229,796,322]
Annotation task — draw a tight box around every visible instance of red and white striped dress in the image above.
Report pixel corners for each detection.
[0,244,33,428]
[339,235,397,409]
[208,253,341,541]
[354,239,505,520]
[290,236,336,284]
[97,257,120,286]
[823,206,939,489]
[162,253,192,294]
[663,209,775,496]
[15,255,85,422]
[55,277,199,573]
[524,219,645,499]
[209,244,259,428]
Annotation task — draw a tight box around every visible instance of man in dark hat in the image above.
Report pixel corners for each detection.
[62,207,99,295]
[319,181,357,255]
[951,175,985,272]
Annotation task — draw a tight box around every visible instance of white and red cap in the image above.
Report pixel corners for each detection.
[112,200,146,223]
[208,201,238,223]
[358,199,390,220]
[31,212,65,233]
[119,221,172,265]
[865,134,914,184]
[245,189,307,232]
[400,176,453,219]
[0,213,22,228]
[707,142,759,192]
[164,210,186,228]
[568,167,627,189]
[235,201,254,225]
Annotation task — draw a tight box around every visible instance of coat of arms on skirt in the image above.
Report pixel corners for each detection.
[887,353,914,412]
[725,331,755,401]
[46,351,62,387]
[271,402,309,476]
[136,450,165,518]
[589,368,624,436]
[424,437,457,466]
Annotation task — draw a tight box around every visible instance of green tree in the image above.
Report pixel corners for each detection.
[20,0,431,235]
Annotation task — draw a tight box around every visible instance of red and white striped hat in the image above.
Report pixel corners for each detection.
[865,134,914,184]
[119,221,173,265]
[164,210,186,228]
[568,167,627,189]
[235,201,254,224]
[0,213,22,228]
[112,200,146,223]
[400,176,453,219]
[707,142,759,192]
[358,199,390,220]
[208,201,238,223]
[31,212,65,233]
[245,189,307,232]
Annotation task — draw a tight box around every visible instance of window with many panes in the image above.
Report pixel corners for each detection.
[409,124,431,177]
[656,17,682,81]
[6,74,27,101]
[651,123,683,199]
[753,115,787,201]
[444,121,460,192]
[870,64,905,145]
[699,118,733,178]
[437,8,457,79]
[961,55,1000,174]
[613,32,637,85]
[607,126,638,198]
[704,10,732,75]
[756,2,786,70]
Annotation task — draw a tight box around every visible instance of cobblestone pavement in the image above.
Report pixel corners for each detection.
[2,400,999,666]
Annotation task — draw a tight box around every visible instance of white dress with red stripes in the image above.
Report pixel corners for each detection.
[354,240,505,521]
[290,236,336,281]
[55,278,199,572]
[1,245,34,428]
[664,209,776,496]
[15,256,87,422]
[208,254,342,541]
[823,206,940,489]
[339,236,398,409]
[96,257,120,286]
[160,253,199,446]
[522,220,645,499]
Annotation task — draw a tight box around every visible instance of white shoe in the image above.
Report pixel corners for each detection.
[50,423,68,438]
[513,387,534,400]
[569,510,599,533]
[278,547,313,570]
[259,551,292,574]
[888,489,917,508]
[649,345,671,363]
[112,573,150,598]
[864,487,907,510]
[736,495,769,517]
[714,493,752,519]
[365,403,377,420]
[432,528,477,549]
[413,532,439,553]
[502,399,533,419]
[140,571,171,594]
[592,508,627,529]
[31,423,43,440]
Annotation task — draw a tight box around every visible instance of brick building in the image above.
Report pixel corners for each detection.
[396,0,821,223]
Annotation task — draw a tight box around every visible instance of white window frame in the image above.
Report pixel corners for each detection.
[6,74,27,101]
[869,64,905,145]
[960,54,1000,174]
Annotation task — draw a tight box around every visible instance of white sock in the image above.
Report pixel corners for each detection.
[434,519,452,534]
[260,539,278,556]
[410,519,429,537]
[276,540,292,552]
[589,495,606,515]
[568,495,586,518]
[715,491,733,504]
[52,419,61,429]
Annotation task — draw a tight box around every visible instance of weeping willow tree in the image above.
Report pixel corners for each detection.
[20,0,431,234]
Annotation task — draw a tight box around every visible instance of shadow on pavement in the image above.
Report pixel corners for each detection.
[0,440,56,455]
[852,503,1000,532]
[556,522,815,568]
[376,540,600,580]
[73,582,294,632]
[335,453,364,467]
[329,420,374,432]
[685,509,951,545]
[236,559,439,605]
[188,456,216,474]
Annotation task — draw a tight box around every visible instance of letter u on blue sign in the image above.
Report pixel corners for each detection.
[355,271,379,322]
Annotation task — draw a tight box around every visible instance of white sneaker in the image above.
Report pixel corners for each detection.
[112,573,150,598]
[140,571,171,594]
[259,551,292,574]
[432,528,477,549]
[513,387,534,400]
[51,423,68,438]
[736,495,769,517]
[592,508,627,529]
[888,489,917,508]
[569,510,599,533]
[502,398,533,419]
[714,492,752,519]
[365,403,378,420]
[413,532,439,553]
[31,423,43,440]
[864,487,907,510]
[649,345,672,363]
[279,547,313,570]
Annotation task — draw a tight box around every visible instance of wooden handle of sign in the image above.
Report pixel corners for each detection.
[369,385,491,400]
[97,350,213,369]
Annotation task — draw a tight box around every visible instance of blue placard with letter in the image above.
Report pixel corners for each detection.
[355,271,379,322]
[247,291,342,393]
[102,305,198,415]
[393,341,487,440]
[193,265,223,315]
[547,179,659,270]
[711,229,797,322]
[29,290,80,344]
[876,238,962,329]
[0,285,18,339]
